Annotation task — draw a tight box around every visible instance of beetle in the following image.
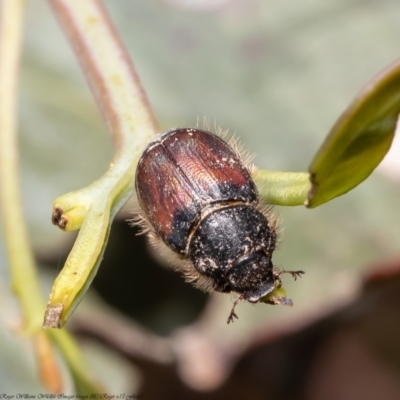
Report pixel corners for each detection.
[134,127,303,323]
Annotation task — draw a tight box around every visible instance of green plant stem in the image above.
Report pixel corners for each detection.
[0,1,104,392]
[44,0,158,327]
[254,170,311,206]
[0,0,44,333]
[49,330,104,394]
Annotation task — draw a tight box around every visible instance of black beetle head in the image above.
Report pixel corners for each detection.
[226,251,275,302]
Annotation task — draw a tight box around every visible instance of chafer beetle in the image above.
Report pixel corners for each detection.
[134,128,303,323]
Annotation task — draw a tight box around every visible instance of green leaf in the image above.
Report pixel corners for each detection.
[307,60,400,208]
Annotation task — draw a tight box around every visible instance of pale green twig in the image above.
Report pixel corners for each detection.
[0,0,110,393]
[44,0,158,328]
[0,0,44,334]
[254,170,310,206]
[49,329,105,394]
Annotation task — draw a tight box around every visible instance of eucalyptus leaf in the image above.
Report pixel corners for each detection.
[307,59,400,208]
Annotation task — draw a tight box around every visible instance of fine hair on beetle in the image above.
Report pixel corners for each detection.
[131,125,303,323]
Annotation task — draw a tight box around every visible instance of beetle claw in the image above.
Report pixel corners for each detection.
[227,311,238,324]
[275,269,305,281]
[227,296,243,324]
[289,270,305,281]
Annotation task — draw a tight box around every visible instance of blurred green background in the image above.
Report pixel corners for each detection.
[1,0,400,396]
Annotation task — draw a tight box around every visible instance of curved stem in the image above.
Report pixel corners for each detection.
[44,0,158,327]
[0,1,103,392]
[0,0,44,333]
[49,0,158,154]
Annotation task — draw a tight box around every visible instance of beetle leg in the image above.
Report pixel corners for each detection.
[227,295,243,324]
[274,268,305,281]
